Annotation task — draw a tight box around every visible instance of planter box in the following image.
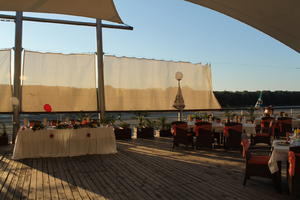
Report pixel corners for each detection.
[114,128,132,140]
[159,129,172,137]
[137,127,154,139]
[0,135,8,146]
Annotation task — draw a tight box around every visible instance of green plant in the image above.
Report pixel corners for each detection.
[133,112,148,128]
[100,114,116,126]
[32,121,45,131]
[119,121,130,129]
[158,117,171,130]
[145,118,158,129]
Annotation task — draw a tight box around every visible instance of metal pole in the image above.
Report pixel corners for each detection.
[179,80,183,121]
[0,14,134,30]
[12,11,23,144]
[96,19,105,121]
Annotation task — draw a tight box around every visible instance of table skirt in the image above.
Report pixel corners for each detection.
[12,127,117,160]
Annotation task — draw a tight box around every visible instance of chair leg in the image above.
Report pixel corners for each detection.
[243,174,248,186]
[172,141,176,150]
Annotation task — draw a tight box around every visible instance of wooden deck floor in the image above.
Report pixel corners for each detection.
[0,138,293,200]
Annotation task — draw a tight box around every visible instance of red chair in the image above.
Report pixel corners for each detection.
[252,117,274,145]
[241,140,281,191]
[194,122,213,149]
[171,121,193,150]
[224,122,242,149]
[288,146,300,197]
[277,117,292,138]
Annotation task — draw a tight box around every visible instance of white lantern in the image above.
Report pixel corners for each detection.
[175,72,183,81]
[11,97,19,106]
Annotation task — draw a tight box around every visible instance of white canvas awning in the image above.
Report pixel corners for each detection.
[0,0,123,23]
[186,0,300,53]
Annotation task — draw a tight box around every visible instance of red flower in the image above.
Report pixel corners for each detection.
[86,133,91,138]
[49,134,54,138]
[43,104,52,112]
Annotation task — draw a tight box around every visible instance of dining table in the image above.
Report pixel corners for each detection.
[268,140,290,174]
[12,127,117,160]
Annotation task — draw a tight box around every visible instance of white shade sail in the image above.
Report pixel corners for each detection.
[0,0,123,23]
[186,0,300,53]
[0,49,12,112]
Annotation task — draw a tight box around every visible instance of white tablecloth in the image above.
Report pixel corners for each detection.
[12,127,117,160]
[268,140,289,174]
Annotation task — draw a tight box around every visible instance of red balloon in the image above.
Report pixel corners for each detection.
[43,104,52,112]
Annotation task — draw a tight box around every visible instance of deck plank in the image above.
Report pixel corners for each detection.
[42,158,51,200]
[64,157,90,200]
[0,157,19,199]
[48,158,66,200]
[55,158,74,200]
[21,159,34,200]
[28,159,38,200]
[68,156,98,199]
[0,138,291,200]
[60,157,82,200]
[11,159,26,200]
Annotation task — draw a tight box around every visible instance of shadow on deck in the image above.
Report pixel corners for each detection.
[0,138,294,200]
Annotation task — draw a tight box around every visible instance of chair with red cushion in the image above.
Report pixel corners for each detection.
[277,117,292,139]
[252,116,274,146]
[194,122,213,149]
[288,146,300,197]
[242,141,280,191]
[171,121,193,150]
[224,122,242,149]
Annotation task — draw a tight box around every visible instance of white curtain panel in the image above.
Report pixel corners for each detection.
[21,51,220,112]
[104,55,221,111]
[22,50,97,112]
[0,49,12,112]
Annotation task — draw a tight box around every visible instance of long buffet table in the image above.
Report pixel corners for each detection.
[12,127,117,160]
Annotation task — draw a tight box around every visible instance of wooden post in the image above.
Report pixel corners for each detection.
[12,11,23,143]
[96,19,106,121]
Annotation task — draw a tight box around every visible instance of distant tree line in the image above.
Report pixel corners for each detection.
[214,91,300,108]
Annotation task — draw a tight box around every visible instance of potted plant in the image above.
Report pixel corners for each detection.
[100,114,116,127]
[0,123,9,145]
[134,112,155,139]
[137,118,156,139]
[159,117,172,137]
[114,121,132,140]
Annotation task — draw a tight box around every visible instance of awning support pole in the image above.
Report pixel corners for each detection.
[12,11,23,144]
[96,19,106,121]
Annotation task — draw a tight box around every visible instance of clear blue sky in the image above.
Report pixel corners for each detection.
[1,0,299,91]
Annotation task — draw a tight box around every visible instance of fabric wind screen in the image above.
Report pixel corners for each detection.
[104,55,221,111]
[185,0,300,53]
[22,50,97,112]
[0,0,123,24]
[0,49,12,112]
